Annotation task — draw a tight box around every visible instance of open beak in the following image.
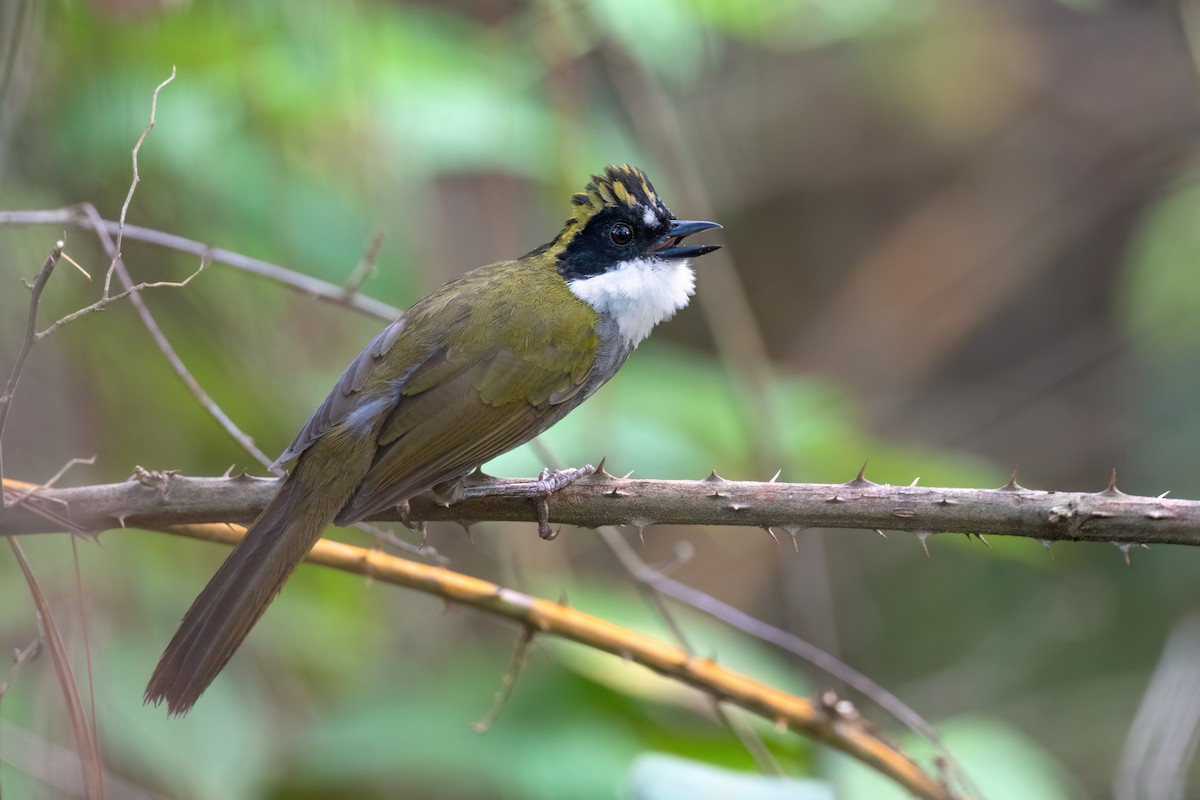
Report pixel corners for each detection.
[649,219,723,260]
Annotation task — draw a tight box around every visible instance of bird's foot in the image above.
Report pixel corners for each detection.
[533,464,594,541]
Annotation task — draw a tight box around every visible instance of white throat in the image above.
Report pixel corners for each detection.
[567,258,695,347]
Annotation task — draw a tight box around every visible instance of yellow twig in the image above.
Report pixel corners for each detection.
[159,521,959,800]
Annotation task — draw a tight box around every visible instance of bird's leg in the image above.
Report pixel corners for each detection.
[451,464,595,541]
[531,465,595,540]
[394,499,428,547]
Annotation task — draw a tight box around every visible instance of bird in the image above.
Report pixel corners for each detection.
[145,164,722,715]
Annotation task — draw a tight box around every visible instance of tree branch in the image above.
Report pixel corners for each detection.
[1,469,1193,550]
[0,208,401,322]
[145,519,959,800]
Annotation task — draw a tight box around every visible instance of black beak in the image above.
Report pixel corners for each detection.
[650,219,722,260]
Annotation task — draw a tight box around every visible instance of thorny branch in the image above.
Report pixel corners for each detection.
[4,467,1197,552]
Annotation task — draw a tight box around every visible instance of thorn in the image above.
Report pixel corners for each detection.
[845,460,877,487]
[1145,509,1176,520]
[875,529,887,538]
[605,487,630,497]
[704,470,727,483]
[976,533,991,549]
[1113,541,1133,566]
[725,503,748,512]
[909,476,920,487]
[783,525,804,552]
[637,527,646,546]
[595,456,610,477]
[1001,466,1024,492]
[458,520,475,544]
[1038,539,1055,558]
[620,470,635,480]
[915,531,931,557]
[936,497,958,506]
[764,526,780,544]
[768,468,782,483]
[1102,468,1125,496]
[1157,490,1171,500]
[468,464,492,480]
[827,494,844,503]
[221,464,236,478]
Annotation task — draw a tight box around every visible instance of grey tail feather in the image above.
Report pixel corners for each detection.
[144,469,335,715]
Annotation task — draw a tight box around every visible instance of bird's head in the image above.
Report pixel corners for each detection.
[532,164,722,346]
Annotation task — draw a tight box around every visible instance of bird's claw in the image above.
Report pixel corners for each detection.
[533,464,594,540]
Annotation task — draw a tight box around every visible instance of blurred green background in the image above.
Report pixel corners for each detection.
[3,0,1200,797]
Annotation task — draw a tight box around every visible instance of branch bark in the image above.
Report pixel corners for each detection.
[1,469,1194,549]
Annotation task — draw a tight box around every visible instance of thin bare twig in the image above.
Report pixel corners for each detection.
[77,203,276,472]
[36,259,206,341]
[344,229,386,298]
[0,239,64,504]
[351,519,448,564]
[70,531,101,787]
[8,539,105,799]
[597,524,959,783]
[104,66,175,296]
[0,209,402,322]
[0,638,40,700]
[472,626,535,733]
[67,69,277,473]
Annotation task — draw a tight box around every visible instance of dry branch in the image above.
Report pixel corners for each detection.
[0,208,401,322]
[2,469,1196,549]
[150,520,958,800]
[0,240,63,497]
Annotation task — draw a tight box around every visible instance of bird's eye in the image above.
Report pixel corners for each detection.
[609,222,634,246]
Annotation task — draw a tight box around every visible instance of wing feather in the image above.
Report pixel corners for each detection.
[274,262,601,525]
[271,316,407,469]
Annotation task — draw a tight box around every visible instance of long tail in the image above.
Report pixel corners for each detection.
[145,455,350,715]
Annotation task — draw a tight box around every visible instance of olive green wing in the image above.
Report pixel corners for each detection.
[333,279,598,525]
[271,316,408,470]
